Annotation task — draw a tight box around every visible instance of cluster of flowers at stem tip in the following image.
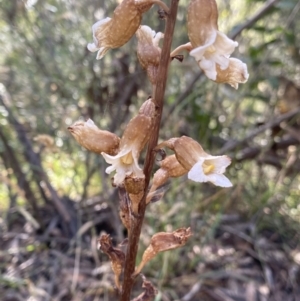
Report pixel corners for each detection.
[66,0,249,297]
[87,0,249,88]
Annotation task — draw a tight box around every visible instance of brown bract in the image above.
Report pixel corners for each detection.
[133,227,192,276]
[68,119,120,155]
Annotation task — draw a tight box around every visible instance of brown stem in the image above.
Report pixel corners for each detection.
[119,1,179,300]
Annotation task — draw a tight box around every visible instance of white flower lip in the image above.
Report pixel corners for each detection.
[102,147,144,186]
[189,31,238,81]
[188,155,232,187]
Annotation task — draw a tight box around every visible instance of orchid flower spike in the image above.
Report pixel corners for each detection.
[101,98,155,186]
[87,0,169,60]
[170,0,248,89]
[68,119,120,155]
[156,136,233,187]
[136,25,164,86]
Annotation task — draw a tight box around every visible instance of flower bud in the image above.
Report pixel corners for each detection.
[146,155,188,204]
[136,25,164,85]
[133,228,192,276]
[68,119,120,155]
[98,234,125,291]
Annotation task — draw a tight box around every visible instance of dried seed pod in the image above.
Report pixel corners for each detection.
[131,275,157,301]
[133,228,192,276]
[68,119,120,155]
[98,234,125,291]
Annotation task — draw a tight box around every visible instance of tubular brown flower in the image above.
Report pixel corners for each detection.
[156,136,233,187]
[102,98,155,186]
[170,0,248,88]
[136,25,164,85]
[146,155,188,204]
[133,228,192,276]
[68,119,120,155]
[87,0,169,60]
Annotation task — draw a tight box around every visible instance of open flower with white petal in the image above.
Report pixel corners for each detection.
[87,0,169,60]
[102,98,155,186]
[170,0,248,89]
[156,136,232,187]
[136,25,164,85]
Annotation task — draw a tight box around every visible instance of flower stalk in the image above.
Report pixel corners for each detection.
[120,1,180,300]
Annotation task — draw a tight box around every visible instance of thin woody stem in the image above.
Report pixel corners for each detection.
[119,1,179,300]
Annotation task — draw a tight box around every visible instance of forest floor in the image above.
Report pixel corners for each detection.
[1,203,300,301]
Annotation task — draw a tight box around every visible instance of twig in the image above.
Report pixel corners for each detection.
[230,0,281,40]
[119,1,179,300]
[218,107,300,154]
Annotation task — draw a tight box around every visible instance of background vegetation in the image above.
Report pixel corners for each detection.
[0,0,299,300]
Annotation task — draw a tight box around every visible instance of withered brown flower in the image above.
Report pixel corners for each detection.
[98,234,125,291]
[131,275,157,301]
[133,228,192,276]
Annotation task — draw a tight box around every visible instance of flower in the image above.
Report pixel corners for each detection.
[146,155,188,204]
[87,0,169,60]
[68,119,120,155]
[136,25,164,85]
[133,228,192,276]
[101,98,155,186]
[156,136,232,187]
[170,0,248,88]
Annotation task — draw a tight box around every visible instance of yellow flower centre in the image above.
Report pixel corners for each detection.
[202,162,215,175]
[121,152,133,165]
